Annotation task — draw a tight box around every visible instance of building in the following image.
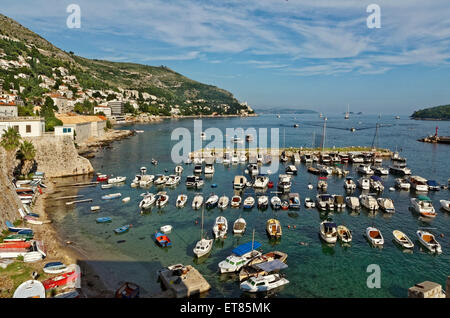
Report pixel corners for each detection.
[0,103,18,117]
[0,117,45,137]
[55,114,107,143]
[93,105,112,117]
[47,93,73,114]
[108,100,124,115]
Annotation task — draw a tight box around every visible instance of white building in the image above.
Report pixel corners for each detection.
[94,105,112,117]
[0,117,45,137]
[0,104,18,117]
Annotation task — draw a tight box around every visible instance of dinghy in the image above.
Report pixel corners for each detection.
[23,251,43,263]
[13,280,45,298]
[154,232,172,247]
[231,195,242,208]
[5,221,32,233]
[160,225,172,234]
[101,193,122,200]
[205,194,219,209]
[42,265,80,290]
[122,197,130,203]
[257,196,269,209]
[266,219,282,239]
[96,217,112,223]
[213,216,228,239]
[101,184,113,189]
[114,224,131,234]
[44,262,68,274]
[366,227,384,247]
[90,206,100,212]
[176,194,188,208]
[192,194,204,210]
[319,220,338,244]
[233,218,247,235]
[155,192,169,208]
[337,225,352,243]
[243,196,255,209]
[393,230,414,249]
[417,230,442,254]
[218,195,229,209]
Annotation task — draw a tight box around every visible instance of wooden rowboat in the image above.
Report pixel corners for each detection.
[392,230,414,249]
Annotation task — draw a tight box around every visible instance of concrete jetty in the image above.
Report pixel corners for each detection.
[158,264,211,298]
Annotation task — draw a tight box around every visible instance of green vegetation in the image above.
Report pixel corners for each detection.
[40,97,62,131]
[0,127,21,152]
[411,104,450,120]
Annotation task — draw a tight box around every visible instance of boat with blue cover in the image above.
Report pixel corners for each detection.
[43,262,68,274]
[232,241,262,256]
[218,241,262,273]
[96,217,112,223]
[114,224,131,234]
[154,232,172,247]
[5,221,32,233]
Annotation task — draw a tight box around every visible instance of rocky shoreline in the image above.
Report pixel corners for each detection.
[76,129,136,158]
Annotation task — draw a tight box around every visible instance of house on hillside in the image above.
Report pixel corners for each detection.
[55,114,107,143]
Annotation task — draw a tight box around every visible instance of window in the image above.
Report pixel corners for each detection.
[13,125,19,132]
[26,125,31,133]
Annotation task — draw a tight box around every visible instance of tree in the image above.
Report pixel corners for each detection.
[0,127,21,152]
[17,140,36,176]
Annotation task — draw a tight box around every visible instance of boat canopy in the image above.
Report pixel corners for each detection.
[346,177,353,180]
[319,194,332,200]
[417,195,431,201]
[370,175,382,181]
[324,222,337,230]
[232,241,262,256]
[254,259,288,272]
[426,180,438,186]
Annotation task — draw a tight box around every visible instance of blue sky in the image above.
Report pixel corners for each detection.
[2,0,450,114]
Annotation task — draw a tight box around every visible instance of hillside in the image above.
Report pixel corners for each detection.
[0,14,252,116]
[411,104,450,120]
[255,107,317,114]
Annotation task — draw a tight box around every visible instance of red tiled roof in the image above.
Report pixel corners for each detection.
[0,102,17,106]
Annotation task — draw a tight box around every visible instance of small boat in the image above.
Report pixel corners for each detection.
[285,165,297,175]
[101,184,113,189]
[280,200,289,210]
[243,196,255,209]
[372,166,389,175]
[239,251,288,281]
[101,193,122,200]
[333,195,345,209]
[160,225,172,234]
[192,194,204,210]
[231,195,242,208]
[96,174,108,182]
[337,225,352,243]
[194,164,203,174]
[359,194,378,211]
[206,194,219,209]
[155,192,169,208]
[410,196,436,217]
[344,177,356,191]
[270,196,281,210]
[204,163,215,174]
[345,196,360,210]
[90,206,100,212]
[247,164,259,176]
[307,166,320,175]
[165,175,181,186]
[304,197,315,208]
[288,193,300,209]
[267,181,274,188]
[417,230,442,254]
[357,164,374,175]
[115,282,140,298]
[218,241,262,273]
[426,180,440,191]
[96,217,112,223]
[114,224,132,234]
[440,200,450,212]
[409,176,429,192]
[370,175,385,192]
[366,227,384,247]
[44,262,68,274]
[377,198,395,213]
[3,234,33,242]
[42,267,79,290]
[213,216,228,239]
[395,177,411,190]
[218,195,229,209]
[266,219,282,239]
[176,194,188,208]
[240,273,289,293]
[277,174,292,192]
[107,176,126,184]
[316,194,334,211]
[257,196,269,209]
[319,220,338,244]
[154,232,172,247]
[253,175,269,188]
[154,175,168,186]
[233,218,247,235]
[194,206,213,258]
[392,230,414,249]
[233,175,247,190]
[5,221,32,233]
[139,193,156,210]
[13,280,45,298]
[122,197,130,203]
[185,175,204,188]
[175,165,184,175]
[151,158,158,165]
[0,241,32,249]
[317,177,328,191]
[358,177,370,190]
[53,289,80,298]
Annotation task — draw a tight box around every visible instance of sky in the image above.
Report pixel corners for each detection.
[2,0,450,115]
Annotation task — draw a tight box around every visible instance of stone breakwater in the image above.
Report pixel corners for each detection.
[76,129,135,158]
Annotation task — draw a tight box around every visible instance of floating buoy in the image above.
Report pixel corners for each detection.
[287,225,291,229]
[195,220,199,225]
[293,225,296,229]
[440,233,444,238]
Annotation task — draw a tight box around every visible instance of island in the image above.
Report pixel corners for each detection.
[411,104,450,121]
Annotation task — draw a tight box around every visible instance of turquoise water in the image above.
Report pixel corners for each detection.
[47,114,450,297]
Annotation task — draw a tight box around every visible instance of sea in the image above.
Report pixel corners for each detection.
[46,113,450,298]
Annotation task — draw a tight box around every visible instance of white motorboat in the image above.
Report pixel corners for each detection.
[304,197,315,208]
[165,175,181,186]
[176,194,188,208]
[258,195,269,209]
[206,194,219,209]
[344,177,356,191]
[366,227,384,247]
[240,274,289,293]
[358,177,370,190]
[213,216,228,239]
[194,164,203,174]
[277,174,292,192]
[417,230,442,254]
[175,165,184,175]
[349,152,364,163]
[154,175,168,186]
[108,176,127,184]
[301,154,313,163]
[345,196,360,210]
[440,200,450,212]
[160,225,173,234]
[243,196,255,209]
[377,198,395,213]
[233,175,247,190]
[319,220,338,243]
[357,164,374,175]
[337,225,352,243]
[204,163,215,174]
[270,196,281,210]
[359,194,378,211]
[253,175,269,188]
[218,195,229,209]
[370,176,384,192]
[233,218,247,235]
[138,175,154,187]
[101,184,113,189]
[193,205,213,258]
[285,165,297,175]
[192,194,204,210]
[389,159,411,175]
[333,195,345,209]
[320,154,332,164]
[372,166,389,175]
[231,154,239,164]
[393,230,414,249]
[316,194,334,211]
[316,164,332,175]
[231,195,242,208]
[239,153,247,163]
[155,192,169,208]
[223,152,231,165]
[395,178,411,190]
[90,206,100,212]
[409,176,428,192]
[185,175,204,188]
[317,177,328,192]
[247,164,259,176]
[410,196,436,218]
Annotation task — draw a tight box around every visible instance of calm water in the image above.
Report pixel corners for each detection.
[47,114,450,298]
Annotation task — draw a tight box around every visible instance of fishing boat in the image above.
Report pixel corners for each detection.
[304,197,315,208]
[165,175,181,186]
[285,165,297,175]
[5,221,32,233]
[317,177,328,191]
[176,194,188,208]
[231,195,242,208]
[409,176,429,192]
[206,194,219,209]
[288,193,300,209]
[107,176,126,184]
[253,175,269,188]
[319,220,338,243]
[42,266,80,290]
[217,195,229,210]
[333,195,345,209]
[101,184,113,189]
[345,196,360,210]
[395,177,411,190]
[185,175,204,188]
[233,175,247,190]
[155,192,169,208]
[192,194,204,210]
[115,282,140,298]
[101,193,122,200]
[359,194,379,211]
[233,218,247,235]
[377,198,395,213]
[337,225,352,243]
[344,177,356,191]
[270,196,281,210]
[96,174,108,182]
[417,230,442,254]
[411,195,436,217]
[277,174,292,192]
[213,216,228,239]
[258,196,269,209]
[13,280,45,298]
[243,196,255,209]
[139,193,156,210]
[266,219,282,239]
[154,232,172,247]
[96,217,112,223]
[392,230,414,249]
[440,200,450,212]
[114,224,131,234]
[218,241,262,273]
[193,206,213,258]
[240,273,289,293]
[366,227,384,247]
[316,194,334,211]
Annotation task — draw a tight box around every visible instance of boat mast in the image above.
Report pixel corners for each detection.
[321,117,327,152]
[200,204,204,239]
[251,228,255,251]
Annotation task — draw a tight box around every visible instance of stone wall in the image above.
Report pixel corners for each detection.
[0,148,22,230]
